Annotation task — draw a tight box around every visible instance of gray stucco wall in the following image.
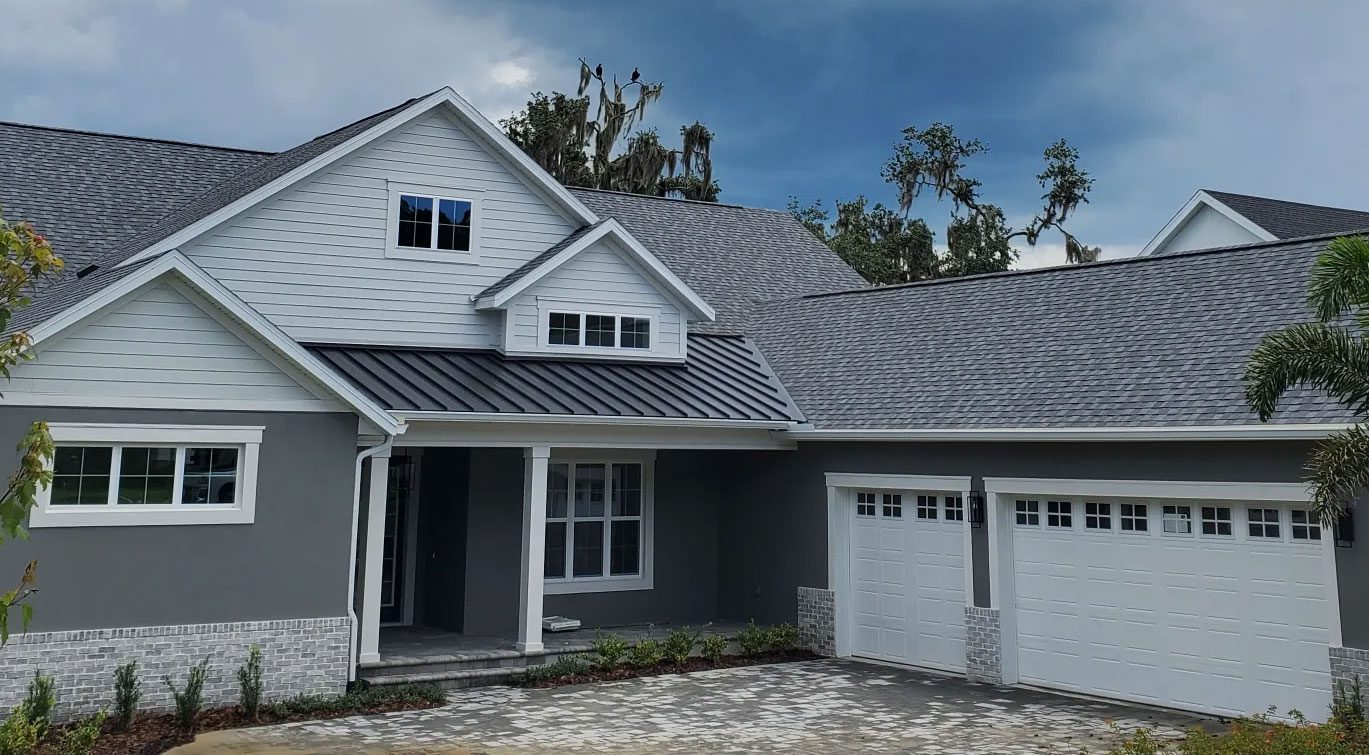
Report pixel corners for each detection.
[718,440,1369,649]
[454,447,726,635]
[0,407,358,631]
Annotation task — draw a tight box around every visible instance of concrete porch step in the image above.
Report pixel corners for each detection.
[361,665,530,690]
[358,646,585,690]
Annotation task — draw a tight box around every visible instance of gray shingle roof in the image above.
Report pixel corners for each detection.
[309,334,803,423]
[0,122,268,273]
[1207,190,1369,240]
[748,235,1351,429]
[476,220,605,300]
[570,188,867,333]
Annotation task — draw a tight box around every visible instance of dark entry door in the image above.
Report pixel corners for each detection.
[380,454,417,624]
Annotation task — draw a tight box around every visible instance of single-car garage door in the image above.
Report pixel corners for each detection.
[850,488,967,673]
[1009,495,1334,718]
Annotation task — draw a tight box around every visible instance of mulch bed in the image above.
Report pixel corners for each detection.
[35,695,446,755]
[519,649,818,689]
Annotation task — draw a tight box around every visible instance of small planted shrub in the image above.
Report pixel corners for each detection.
[766,623,799,653]
[23,670,56,739]
[264,683,444,717]
[662,628,699,665]
[164,658,211,733]
[238,644,265,720]
[1332,675,1366,727]
[626,638,665,669]
[59,710,107,755]
[590,632,629,668]
[699,634,728,664]
[1107,711,1369,755]
[113,660,141,730]
[522,654,592,685]
[737,620,770,657]
[0,703,41,755]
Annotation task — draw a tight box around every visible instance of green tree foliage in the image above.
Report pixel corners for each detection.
[502,61,719,201]
[1246,235,1369,524]
[0,212,63,644]
[942,205,1018,278]
[786,196,939,285]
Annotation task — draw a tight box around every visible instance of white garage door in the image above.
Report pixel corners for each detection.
[850,489,966,673]
[1011,497,1334,718]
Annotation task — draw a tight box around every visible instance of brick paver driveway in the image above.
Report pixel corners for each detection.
[180,659,1204,754]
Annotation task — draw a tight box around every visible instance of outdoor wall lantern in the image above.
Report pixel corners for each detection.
[968,492,986,529]
[1335,509,1354,549]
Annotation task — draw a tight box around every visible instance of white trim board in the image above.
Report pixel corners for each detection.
[824,472,972,492]
[117,89,597,269]
[1140,189,1277,256]
[396,419,795,451]
[982,476,1310,502]
[20,251,404,436]
[787,424,1347,441]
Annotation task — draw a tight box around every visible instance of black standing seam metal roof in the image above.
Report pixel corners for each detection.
[308,334,805,423]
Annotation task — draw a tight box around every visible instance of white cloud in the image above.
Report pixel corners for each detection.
[0,0,120,71]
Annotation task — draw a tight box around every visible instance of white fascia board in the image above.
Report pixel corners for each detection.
[982,476,1309,502]
[474,219,717,322]
[1140,190,1278,256]
[824,472,972,491]
[391,410,792,430]
[26,252,404,436]
[117,88,598,269]
[786,423,1347,442]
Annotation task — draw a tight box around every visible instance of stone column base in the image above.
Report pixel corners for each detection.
[1331,646,1369,703]
[797,586,836,657]
[965,606,1002,684]
[0,616,351,721]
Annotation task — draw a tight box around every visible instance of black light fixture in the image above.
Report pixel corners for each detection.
[1335,509,1355,549]
[969,492,986,529]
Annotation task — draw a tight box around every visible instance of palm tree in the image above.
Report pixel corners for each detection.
[1245,235,1369,524]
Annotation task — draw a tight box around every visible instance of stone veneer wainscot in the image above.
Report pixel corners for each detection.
[965,606,1002,685]
[797,586,836,657]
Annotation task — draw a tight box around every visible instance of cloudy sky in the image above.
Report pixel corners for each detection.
[4,0,1367,267]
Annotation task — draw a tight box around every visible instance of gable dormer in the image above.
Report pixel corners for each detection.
[474,219,714,362]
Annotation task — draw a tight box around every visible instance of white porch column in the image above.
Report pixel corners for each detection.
[359,450,391,665]
[517,445,551,652]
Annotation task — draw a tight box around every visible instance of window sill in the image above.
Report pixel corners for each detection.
[544,575,652,595]
[384,245,480,265]
[28,504,254,528]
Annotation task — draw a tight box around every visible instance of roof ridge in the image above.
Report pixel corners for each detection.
[569,185,753,211]
[796,226,1369,302]
[0,119,273,156]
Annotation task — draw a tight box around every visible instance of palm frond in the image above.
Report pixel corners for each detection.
[1308,235,1369,322]
[1306,423,1369,523]
[1243,321,1369,420]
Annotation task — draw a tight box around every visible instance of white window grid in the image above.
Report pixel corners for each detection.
[1085,501,1112,530]
[882,493,903,519]
[49,444,243,510]
[1046,500,1073,528]
[915,494,938,520]
[545,310,654,351]
[545,461,644,583]
[944,495,965,522]
[1015,499,1040,526]
[855,491,877,517]
[1247,507,1281,538]
[1290,509,1323,542]
[1161,505,1193,535]
[1119,502,1148,532]
[1200,506,1233,537]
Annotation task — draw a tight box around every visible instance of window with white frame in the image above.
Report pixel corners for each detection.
[882,493,903,518]
[32,424,261,527]
[1085,501,1111,530]
[1200,506,1233,536]
[915,495,937,519]
[544,459,651,592]
[1248,507,1281,539]
[1291,509,1322,541]
[1015,499,1040,526]
[544,310,652,351]
[1046,500,1073,528]
[944,495,964,522]
[855,491,877,517]
[386,184,479,261]
[1162,504,1193,535]
[1120,503,1148,532]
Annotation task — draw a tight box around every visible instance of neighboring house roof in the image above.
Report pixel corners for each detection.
[309,334,803,424]
[1205,190,1369,240]
[571,188,867,333]
[474,218,717,322]
[748,233,1349,431]
[0,121,268,273]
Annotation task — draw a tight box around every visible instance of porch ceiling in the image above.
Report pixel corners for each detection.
[309,335,804,423]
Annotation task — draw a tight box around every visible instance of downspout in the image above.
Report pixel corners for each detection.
[347,435,395,681]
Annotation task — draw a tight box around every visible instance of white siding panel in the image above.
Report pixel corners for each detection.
[7,282,338,408]
[1158,205,1263,254]
[182,110,579,348]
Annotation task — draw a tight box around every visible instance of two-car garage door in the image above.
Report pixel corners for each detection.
[1008,494,1335,718]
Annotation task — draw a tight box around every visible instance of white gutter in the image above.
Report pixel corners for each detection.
[346,435,395,681]
[783,423,1349,442]
[392,410,797,431]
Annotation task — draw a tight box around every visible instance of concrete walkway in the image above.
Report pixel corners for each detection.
[171,659,1203,754]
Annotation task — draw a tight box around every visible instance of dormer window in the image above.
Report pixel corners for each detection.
[386,183,480,263]
[545,310,652,351]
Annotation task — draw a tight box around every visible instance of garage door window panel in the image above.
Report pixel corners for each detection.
[1085,502,1112,530]
[1120,503,1149,532]
[1200,506,1233,537]
[1248,507,1281,539]
[1291,509,1322,541]
[1046,500,1073,528]
[855,491,877,517]
[916,495,937,519]
[1015,500,1040,526]
[1162,505,1193,535]
[944,496,964,522]
[882,493,903,518]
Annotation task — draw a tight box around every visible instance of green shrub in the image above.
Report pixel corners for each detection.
[699,634,728,664]
[237,645,264,720]
[662,628,699,665]
[766,623,799,653]
[0,703,42,755]
[736,621,769,656]
[264,683,443,717]
[164,658,210,733]
[590,633,629,668]
[22,670,56,737]
[1108,712,1369,755]
[113,661,140,730]
[59,710,107,755]
[1332,675,1365,727]
[626,639,665,669]
[522,655,592,685]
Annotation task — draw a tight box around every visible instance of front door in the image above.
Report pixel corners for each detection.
[380,454,417,624]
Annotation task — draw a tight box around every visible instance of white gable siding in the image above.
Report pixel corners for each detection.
[181,109,579,349]
[7,281,340,410]
[504,239,687,359]
[1156,204,1264,254]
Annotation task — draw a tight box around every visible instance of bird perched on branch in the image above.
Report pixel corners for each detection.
[630,67,640,82]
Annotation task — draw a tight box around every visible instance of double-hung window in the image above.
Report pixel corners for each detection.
[387,184,479,261]
[544,457,653,593]
[31,424,262,527]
